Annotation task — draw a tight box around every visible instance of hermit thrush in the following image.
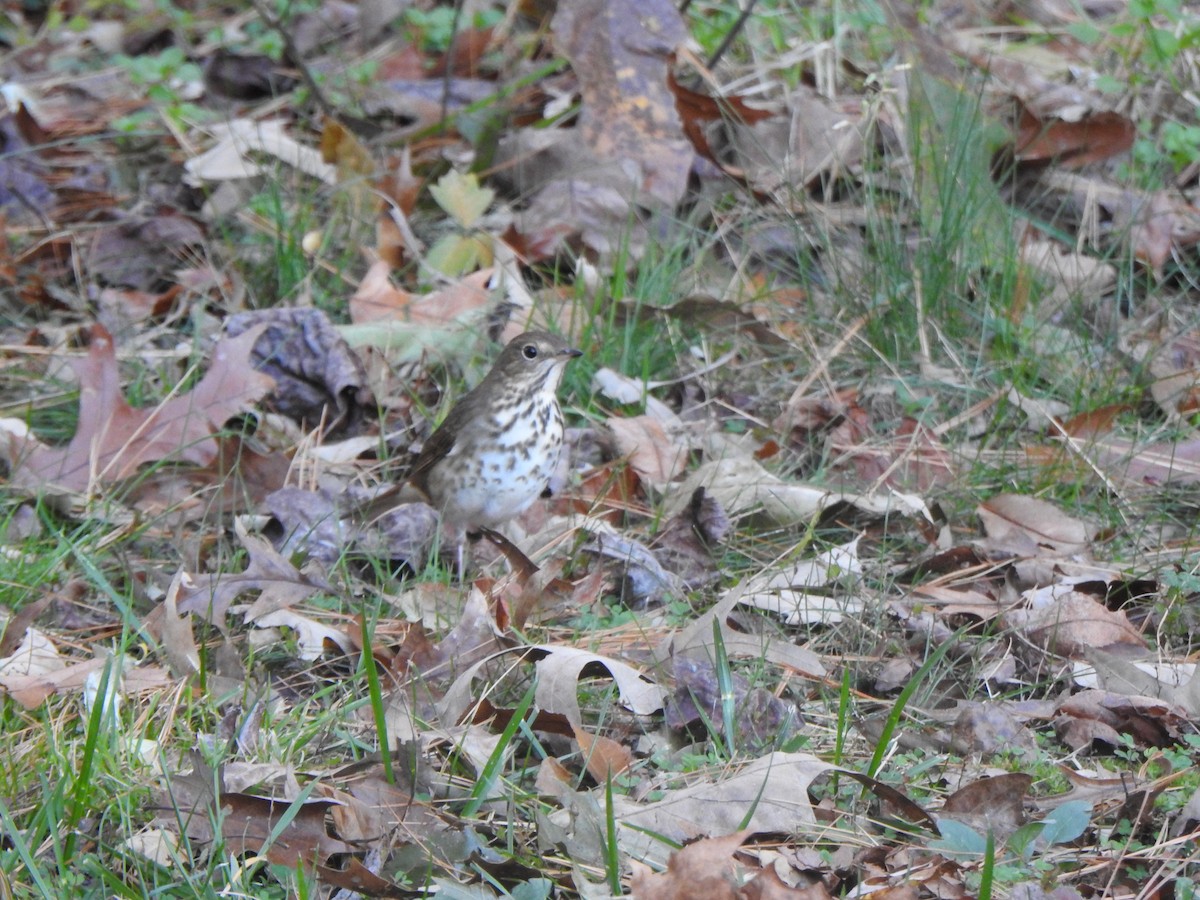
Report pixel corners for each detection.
[409,331,582,536]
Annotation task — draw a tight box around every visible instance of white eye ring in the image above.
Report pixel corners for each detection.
[522,344,538,360]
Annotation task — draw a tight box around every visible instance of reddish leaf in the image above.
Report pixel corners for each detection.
[1014,106,1135,168]
[7,323,275,494]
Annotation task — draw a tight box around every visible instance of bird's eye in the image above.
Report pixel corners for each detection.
[522,344,538,360]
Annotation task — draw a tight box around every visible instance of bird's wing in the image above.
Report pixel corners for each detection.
[407,420,457,493]
[407,380,484,491]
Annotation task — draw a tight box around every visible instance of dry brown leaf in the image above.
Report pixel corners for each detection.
[438,645,665,729]
[0,654,171,709]
[630,831,750,900]
[1056,689,1187,750]
[731,84,864,195]
[664,457,930,526]
[217,793,352,871]
[608,414,687,488]
[1006,588,1143,657]
[941,773,1032,838]
[1014,107,1135,168]
[977,493,1094,556]
[573,722,634,781]
[176,525,330,629]
[348,259,418,323]
[616,752,834,855]
[661,592,826,678]
[348,262,494,335]
[184,118,336,185]
[5,323,274,494]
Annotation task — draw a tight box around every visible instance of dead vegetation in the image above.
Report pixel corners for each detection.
[1,0,1200,897]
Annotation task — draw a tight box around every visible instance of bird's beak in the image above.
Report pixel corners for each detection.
[563,347,583,359]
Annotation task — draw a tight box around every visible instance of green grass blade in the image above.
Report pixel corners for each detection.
[866,627,964,779]
[359,614,394,785]
[462,680,537,818]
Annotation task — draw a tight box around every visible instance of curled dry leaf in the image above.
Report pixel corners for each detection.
[3,323,275,495]
[580,525,686,605]
[253,609,355,661]
[1055,689,1188,750]
[1074,649,1200,718]
[437,644,665,729]
[226,308,372,436]
[572,722,634,782]
[0,627,60,679]
[184,118,336,185]
[628,831,750,900]
[730,538,865,626]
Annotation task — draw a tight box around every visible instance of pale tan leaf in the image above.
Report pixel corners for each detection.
[978,493,1094,556]
[615,752,834,854]
[1005,588,1143,656]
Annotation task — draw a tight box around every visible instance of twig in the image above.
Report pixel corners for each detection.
[246,0,338,122]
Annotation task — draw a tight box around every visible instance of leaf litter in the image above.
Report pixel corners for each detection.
[0,0,1199,897]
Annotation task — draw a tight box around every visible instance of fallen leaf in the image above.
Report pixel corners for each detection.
[608,414,688,488]
[573,722,634,781]
[978,493,1094,556]
[226,308,372,436]
[176,523,331,628]
[5,323,275,494]
[1006,584,1144,657]
[184,118,336,185]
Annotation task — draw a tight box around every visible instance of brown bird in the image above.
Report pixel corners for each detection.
[409,330,582,535]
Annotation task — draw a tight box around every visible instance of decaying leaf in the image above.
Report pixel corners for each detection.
[666,654,801,753]
[663,457,930,526]
[226,308,372,436]
[438,644,665,729]
[503,0,691,260]
[614,752,835,858]
[0,652,170,709]
[184,118,336,185]
[572,722,634,782]
[1055,689,1188,750]
[730,538,865,626]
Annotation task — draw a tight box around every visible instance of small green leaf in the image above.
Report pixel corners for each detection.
[429,169,495,228]
[425,233,493,277]
[1007,821,1045,860]
[930,818,988,857]
[1039,800,1091,846]
[1065,21,1102,44]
